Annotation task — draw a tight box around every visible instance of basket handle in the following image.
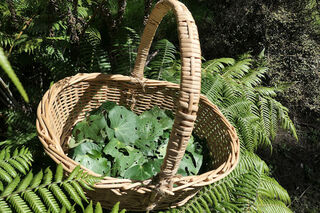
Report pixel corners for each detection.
[132,0,201,185]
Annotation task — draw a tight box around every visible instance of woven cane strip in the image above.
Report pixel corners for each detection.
[132,0,201,182]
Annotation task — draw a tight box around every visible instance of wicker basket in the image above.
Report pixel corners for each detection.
[36,0,240,211]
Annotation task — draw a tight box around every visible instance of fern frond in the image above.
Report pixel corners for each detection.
[0,32,14,48]
[239,151,269,173]
[201,73,224,104]
[147,39,177,80]
[272,99,298,140]
[258,175,291,204]
[255,86,278,97]
[112,27,140,75]
[202,57,235,74]
[79,27,111,73]
[0,147,32,179]
[0,158,101,213]
[8,194,31,213]
[257,199,293,213]
[240,67,268,87]
[222,57,252,79]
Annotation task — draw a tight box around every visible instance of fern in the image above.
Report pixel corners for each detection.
[0,147,32,181]
[256,199,293,213]
[202,57,235,74]
[161,52,295,213]
[201,54,298,151]
[147,39,177,80]
[0,109,37,149]
[79,27,111,73]
[167,151,290,213]
[0,163,101,213]
[112,27,140,75]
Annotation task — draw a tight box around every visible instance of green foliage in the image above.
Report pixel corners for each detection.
[201,53,298,152]
[0,147,33,180]
[152,42,294,212]
[164,152,292,213]
[0,147,103,213]
[69,102,203,180]
[0,1,301,212]
[0,48,28,102]
[147,39,177,80]
[0,109,36,145]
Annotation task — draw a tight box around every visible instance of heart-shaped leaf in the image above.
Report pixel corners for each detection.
[74,155,110,175]
[108,106,138,144]
[139,106,173,130]
[70,141,103,158]
[135,117,163,155]
[124,161,153,181]
[103,138,145,176]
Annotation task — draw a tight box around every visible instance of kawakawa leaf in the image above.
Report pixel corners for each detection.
[74,155,110,175]
[135,116,163,155]
[72,114,107,144]
[70,101,204,179]
[139,106,173,130]
[178,137,203,176]
[103,138,145,176]
[70,141,102,158]
[108,106,138,144]
[71,142,110,175]
[124,159,162,181]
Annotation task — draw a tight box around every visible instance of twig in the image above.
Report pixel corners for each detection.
[288,185,311,207]
[145,50,159,66]
[8,17,34,56]
[0,77,19,108]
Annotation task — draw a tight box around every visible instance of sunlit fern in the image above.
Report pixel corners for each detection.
[201,53,297,151]
[0,147,102,213]
[163,151,292,213]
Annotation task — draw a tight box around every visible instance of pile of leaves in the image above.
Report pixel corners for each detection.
[68,101,203,181]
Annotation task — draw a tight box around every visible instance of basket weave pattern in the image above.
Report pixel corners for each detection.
[36,0,240,211]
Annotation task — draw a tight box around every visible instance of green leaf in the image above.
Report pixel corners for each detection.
[50,184,72,211]
[55,164,63,182]
[74,155,110,175]
[94,202,103,213]
[23,190,46,213]
[70,141,103,159]
[108,106,138,144]
[103,138,145,176]
[67,166,80,181]
[16,171,33,191]
[111,201,120,213]
[0,48,29,102]
[71,117,106,146]
[124,160,160,181]
[178,137,203,176]
[139,106,173,130]
[62,182,84,210]
[135,116,163,155]
[84,200,93,212]
[1,176,20,197]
